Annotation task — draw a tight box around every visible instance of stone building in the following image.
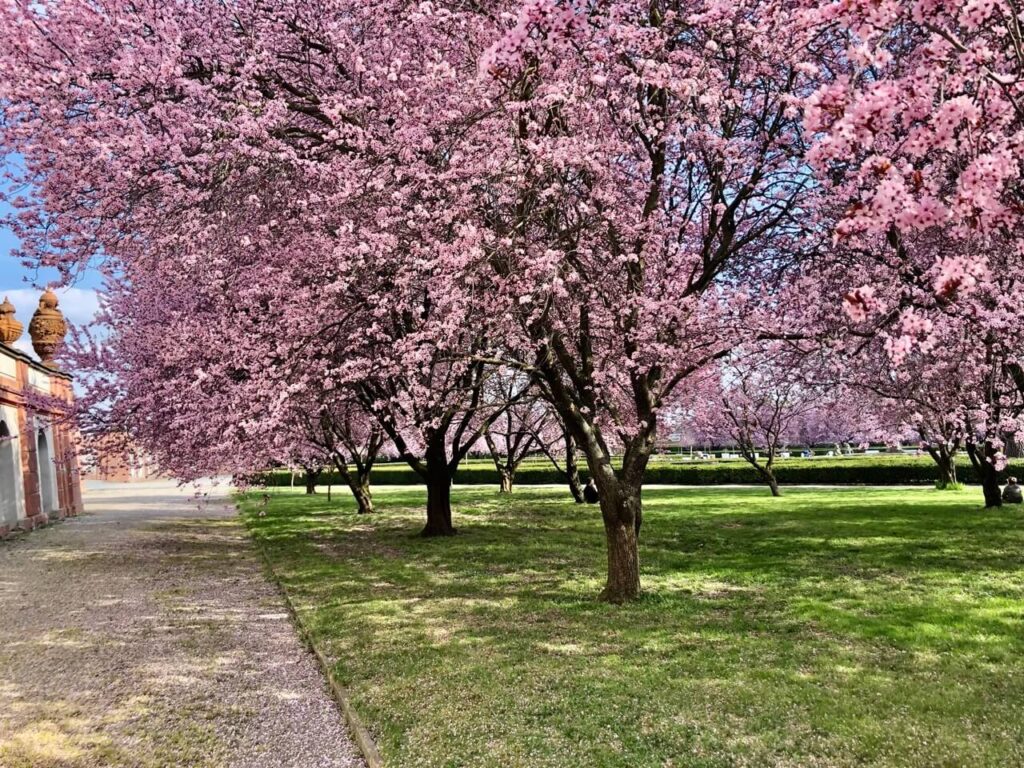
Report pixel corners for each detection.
[0,291,83,536]
[81,433,162,483]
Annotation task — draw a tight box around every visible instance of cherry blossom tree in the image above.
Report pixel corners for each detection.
[688,350,831,496]
[848,331,985,490]
[353,347,530,535]
[803,0,1024,499]
[0,0,832,600]
[481,372,553,493]
[0,0,526,534]
[450,0,826,600]
[289,392,385,513]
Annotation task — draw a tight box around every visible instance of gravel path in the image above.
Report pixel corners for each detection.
[0,480,365,768]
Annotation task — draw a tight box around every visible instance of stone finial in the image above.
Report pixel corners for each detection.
[28,289,68,367]
[0,296,23,346]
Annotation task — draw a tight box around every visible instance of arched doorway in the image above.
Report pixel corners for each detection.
[37,428,57,514]
[0,420,19,525]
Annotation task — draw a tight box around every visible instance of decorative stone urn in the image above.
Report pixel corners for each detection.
[0,296,23,346]
[28,289,68,367]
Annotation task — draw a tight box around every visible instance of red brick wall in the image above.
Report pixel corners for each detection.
[0,345,82,529]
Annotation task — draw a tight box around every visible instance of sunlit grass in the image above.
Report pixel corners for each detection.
[240,485,1024,768]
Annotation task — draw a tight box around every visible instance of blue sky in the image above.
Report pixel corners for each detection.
[0,194,103,357]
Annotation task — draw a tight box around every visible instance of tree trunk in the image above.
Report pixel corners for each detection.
[394,433,457,536]
[763,461,781,497]
[747,455,780,497]
[981,471,1002,507]
[938,456,956,489]
[422,443,457,536]
[349,472,374,514]
[601,516,641,604]
[565,433,585,503]
[967,440,1002,508]
[422,441,456,536]
[423,472,456,536]
[567,472,585,504]
[925,445,957,488]
[483,429,509,494]
[304,469,319,495]
[331,456,375,515]
[597,484,642,603]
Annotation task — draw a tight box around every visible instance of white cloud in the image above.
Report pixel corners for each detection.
[11,337,32,357]
[1,288,104,394]
[0,286,101,331]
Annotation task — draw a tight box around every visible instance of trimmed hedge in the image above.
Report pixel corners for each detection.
[256,455,1024,488]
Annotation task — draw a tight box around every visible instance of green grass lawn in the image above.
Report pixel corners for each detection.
[240,486,1024,768]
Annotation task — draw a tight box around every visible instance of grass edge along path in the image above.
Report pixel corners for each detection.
[240,485,1024,768]
[250,532,385,768]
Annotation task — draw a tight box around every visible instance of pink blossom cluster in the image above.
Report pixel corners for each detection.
[480,0,579,77]
[842,286,881,323]
[932,255,988,300]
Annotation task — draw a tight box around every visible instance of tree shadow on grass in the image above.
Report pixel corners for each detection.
[239,487,1024,767]
[242,487,1024,658]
